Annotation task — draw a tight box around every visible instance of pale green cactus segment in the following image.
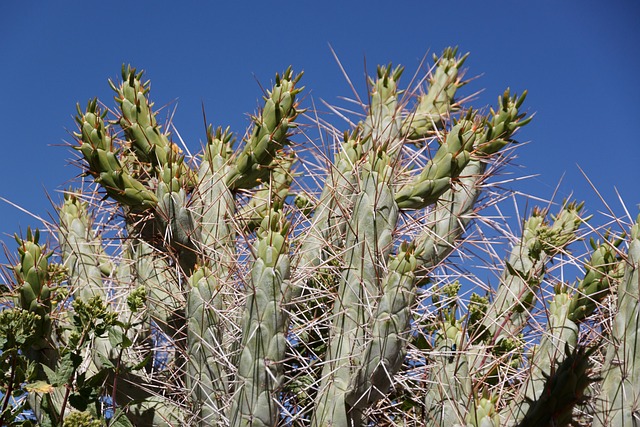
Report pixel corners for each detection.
[110,65,169,165]
[193,126,236,254]
[568,235,622,322]
[467,394,499,427]
[134,241,184,340]
[74,99,158,209]
[202,125,235,163]
[414,156,486,269]
[313,160,398,426]
[404,47,469,140]
[289,131,365,332]
[295,65,401,299]
[477,203,583,343]
[13,228,52,350]
[507,289,579,425]
[477,89,531,156]
[397,91,529,211]
[58,192,110,301]
[362,65,404,154]
[228,68,303,190]
[395,118,477,210]
[113,66,195,191]
[425,321,471,427]
[154,181,199,272]
[187,264,228,426]
[347,242,417,412]
[594,215,640,427]
[298,130,364,262]
[230,211,290,427]
[238,151,295,232]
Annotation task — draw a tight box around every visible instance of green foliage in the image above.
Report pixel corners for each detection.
[1,48,638,427]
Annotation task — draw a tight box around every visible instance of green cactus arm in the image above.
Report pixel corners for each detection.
[313,155,399,427]
[297,69,406,426]
[293,65,403,295]
[74,100,158,210]
[395,117,478,210]
[229,211,290,427]
[346,243,417,413]
[154,183,200,273]
[238,151,295,232]
[505,289,579,425]
[476,203,583,345]
[593,215,640,426]
[403,47,469,140]
[397,90,529,211]
[424,321,472,427]
[408,95,530,426]
[515,345,595,427]
[227,68,303,190]
[413,161,482,270]
[185,125,238,425]
[361,65,404,155]
[134,241,185,339]
[291,130,364,295]
[568,235,623,322]
[186,265,229,426]
[13,228,53,352]
[58,192,111,301]
[110,65,186,173]
[193,125,236,257]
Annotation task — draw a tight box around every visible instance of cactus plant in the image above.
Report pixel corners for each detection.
[0,48,638,427]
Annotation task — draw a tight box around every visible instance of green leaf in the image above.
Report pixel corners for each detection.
[108,326,131,349]
[109,408,134,427]
[96,352,115,370]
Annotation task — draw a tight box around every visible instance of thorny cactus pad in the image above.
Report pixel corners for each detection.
[0,48,638,427]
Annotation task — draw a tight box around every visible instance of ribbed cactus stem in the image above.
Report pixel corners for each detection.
[229,211,290,427]
[476,203,583,345]
[111,65,184,173]
[413,90,529,267]
[187,265,229,425]
[238,151,295,232]
[228,68,302,190]
[346,243,417,412]
[594,215,640,426]
[14,229,52,352]
[292,131,363,296]
[313,157,398,427]
[362,65,403,155]
[58,193,110,301]
[395,117,478,210]
[506,289,579,425]
[403,47,469,140]
[425,321,471,427]
[133,241,184,351]
[187,125,237,425]
[568,236,622,322]
[74,100,157,210]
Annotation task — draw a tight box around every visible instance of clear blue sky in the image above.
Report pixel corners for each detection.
[1,1,639,258]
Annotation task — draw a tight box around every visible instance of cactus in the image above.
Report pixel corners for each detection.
[1,48,638,427]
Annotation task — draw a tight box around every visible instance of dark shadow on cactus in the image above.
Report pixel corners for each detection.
[517,344,599,427]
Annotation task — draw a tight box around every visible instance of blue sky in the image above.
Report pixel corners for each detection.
[1,1,639,259]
